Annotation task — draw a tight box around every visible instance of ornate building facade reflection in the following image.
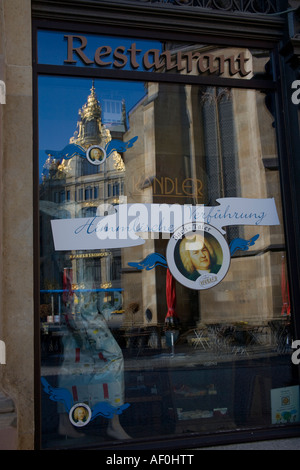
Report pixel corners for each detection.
[39,83,127,320]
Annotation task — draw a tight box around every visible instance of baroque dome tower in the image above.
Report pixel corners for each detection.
[70,81,105,148]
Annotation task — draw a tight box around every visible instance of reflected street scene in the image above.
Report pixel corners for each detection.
[39,41,297,448]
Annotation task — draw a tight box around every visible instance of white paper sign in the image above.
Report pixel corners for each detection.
[271,385,300,424]
[50,198,280,251]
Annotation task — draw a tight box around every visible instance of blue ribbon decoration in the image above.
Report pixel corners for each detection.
[105,136,138,158]
[229,234,260,256]
[45,143,86,159]
[128,253,168,271]
[41,377,130,420]
[45,136,138,161]
[128,235,260,271]
[41,377,74,413]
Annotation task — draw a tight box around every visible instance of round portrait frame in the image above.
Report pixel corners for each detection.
[86,145,107,165]
[166,222,231,290]
[69,403,92,427]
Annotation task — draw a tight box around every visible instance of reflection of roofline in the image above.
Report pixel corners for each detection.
[165,43,270,59]
[164,43,211,54]
[128,93,148,117]
[104,123,127,133]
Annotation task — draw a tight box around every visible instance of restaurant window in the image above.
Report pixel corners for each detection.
[37,31,298,449]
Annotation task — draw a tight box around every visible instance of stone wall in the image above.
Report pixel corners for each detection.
[0,0,34,450]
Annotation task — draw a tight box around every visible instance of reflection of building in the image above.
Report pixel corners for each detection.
[122,45,284,329]
[2,0,300,451]
[39,83,126,310]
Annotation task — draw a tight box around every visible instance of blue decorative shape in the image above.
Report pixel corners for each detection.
[41,377,74,413]
[41,377,130,420]
[45,137,138,161]
[105,136,138,158]
[128,236,260,272]
[229,234,260,256]
[91,402,130,420]
[45,143,86,159]
[128,253,167,271]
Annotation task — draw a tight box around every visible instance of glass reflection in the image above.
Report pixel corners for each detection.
[39,63,296,448]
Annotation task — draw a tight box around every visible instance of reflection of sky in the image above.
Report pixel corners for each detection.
[37,31,163,178]
[37,30,163,70]
[38,76,147,178]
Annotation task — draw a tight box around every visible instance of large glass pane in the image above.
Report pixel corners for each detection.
[39,67,296,448]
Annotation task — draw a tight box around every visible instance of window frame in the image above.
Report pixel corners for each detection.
[32,11,300,450]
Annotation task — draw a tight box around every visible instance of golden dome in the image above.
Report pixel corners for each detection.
[79,81,101,122]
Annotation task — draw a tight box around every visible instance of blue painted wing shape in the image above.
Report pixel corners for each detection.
[128,253,167,271]
[45,143,86,159]
[105,136,138,158]
[41,377,74,413]
[91,402,130,420]
[229,234,260,256]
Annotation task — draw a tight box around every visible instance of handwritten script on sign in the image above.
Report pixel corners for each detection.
[50,198,279,251]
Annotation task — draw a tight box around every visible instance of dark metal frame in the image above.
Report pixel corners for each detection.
[32,0,300,450]
[32,0,287,43]
[33,0,288,15]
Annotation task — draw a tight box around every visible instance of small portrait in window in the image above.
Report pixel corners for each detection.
[176,232,223,281]
[167,223,230,290]
[86,145,106,165]
[69,403,91,427]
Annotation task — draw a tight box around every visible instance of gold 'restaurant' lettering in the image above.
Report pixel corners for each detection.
[64,35,251,77]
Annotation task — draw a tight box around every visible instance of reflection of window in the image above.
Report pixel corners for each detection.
[78,188,84,201]
[81,206,97,217]
[94,186,98,199]
[78,158,101,176]
[102,99,123,124]
[54,191,67,203]
[105,255,112,283]
[57,209,71,219]
[77,258,101,284]
[200,87,242,241]
[60,191,65,203]
[113,182,119,196]
[85,186,93,200]
[112,255,122,281]
[85,121,97,137]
